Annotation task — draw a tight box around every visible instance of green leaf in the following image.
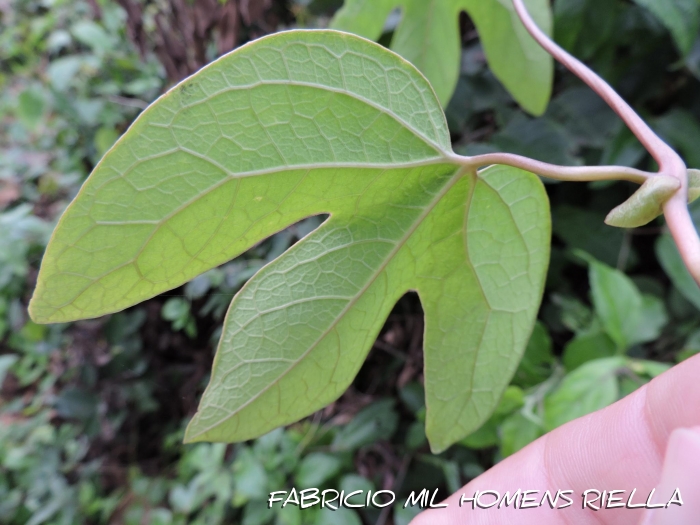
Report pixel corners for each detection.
[47,56,83,91]
[635,294,669,346]
[275,504,302,525]
[339,474,375,496]
[394,504,422,525]
[562,328,616,371]
[460,418,499,449]
[17,88,45,129]
[688,169,700,203]
[631,0,700,55]
[232,448,268,505]
[588,258,640,350]
[544,357,625,431]
[628,359,671,379]
[294,453,342,487]
[54,387,98,421]
[314,508,362,525]
[552,0,587,52]
[512,321,554,387]
[499,411,542,457]
[331,399,398,451]
[330,0,553,114]
[94,126,120,158]
[30,30,550,453]
[554,0,619,60]
[679,329,700,361]
[586,257,666,351]
[71,20,114,54]
[493,385,525,417]
[243,501,275,525]
[656,233,700,310]
[654,109,700,167]
[553,205,626,267]
[461,385,524,449]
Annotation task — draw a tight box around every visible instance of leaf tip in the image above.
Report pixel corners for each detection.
[183,419,205,444]
[27,294,52,325]
[427,439,449,455]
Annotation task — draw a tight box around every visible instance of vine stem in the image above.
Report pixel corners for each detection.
[463,0,700,285]
[453,152,651,184]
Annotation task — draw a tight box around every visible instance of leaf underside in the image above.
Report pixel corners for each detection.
[30,30,551,453]
[330,0,554,114]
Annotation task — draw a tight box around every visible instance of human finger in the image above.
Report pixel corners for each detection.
[410,353,700,525]
[639,426,700,525]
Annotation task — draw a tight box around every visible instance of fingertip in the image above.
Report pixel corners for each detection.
[641,426,700,525]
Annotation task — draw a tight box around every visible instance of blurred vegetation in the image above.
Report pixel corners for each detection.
[1,0,700,524]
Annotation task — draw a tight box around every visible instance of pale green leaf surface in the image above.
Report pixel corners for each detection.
[330,0,553,114]
[30,30,449,323]
[31,30,550,453]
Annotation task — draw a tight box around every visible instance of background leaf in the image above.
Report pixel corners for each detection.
[544,357,624,431]
[294,453,342,487]
[331,399,398,452]
[656,232,700,310]
[512,321,554,388]
[631,0,700,55]
[330,0,553,114]
[587,257,667,351]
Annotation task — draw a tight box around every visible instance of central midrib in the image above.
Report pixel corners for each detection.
[189,164,468,439]
[46,158,452,314]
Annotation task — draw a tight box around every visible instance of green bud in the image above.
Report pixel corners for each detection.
[605,176,680,228]
[688,169,700,204]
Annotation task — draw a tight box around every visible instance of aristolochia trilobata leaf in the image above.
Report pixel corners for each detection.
[29,30,551,453]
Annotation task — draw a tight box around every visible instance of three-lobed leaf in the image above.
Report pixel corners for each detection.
[29,30,551,453]
[330,0,554,115]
